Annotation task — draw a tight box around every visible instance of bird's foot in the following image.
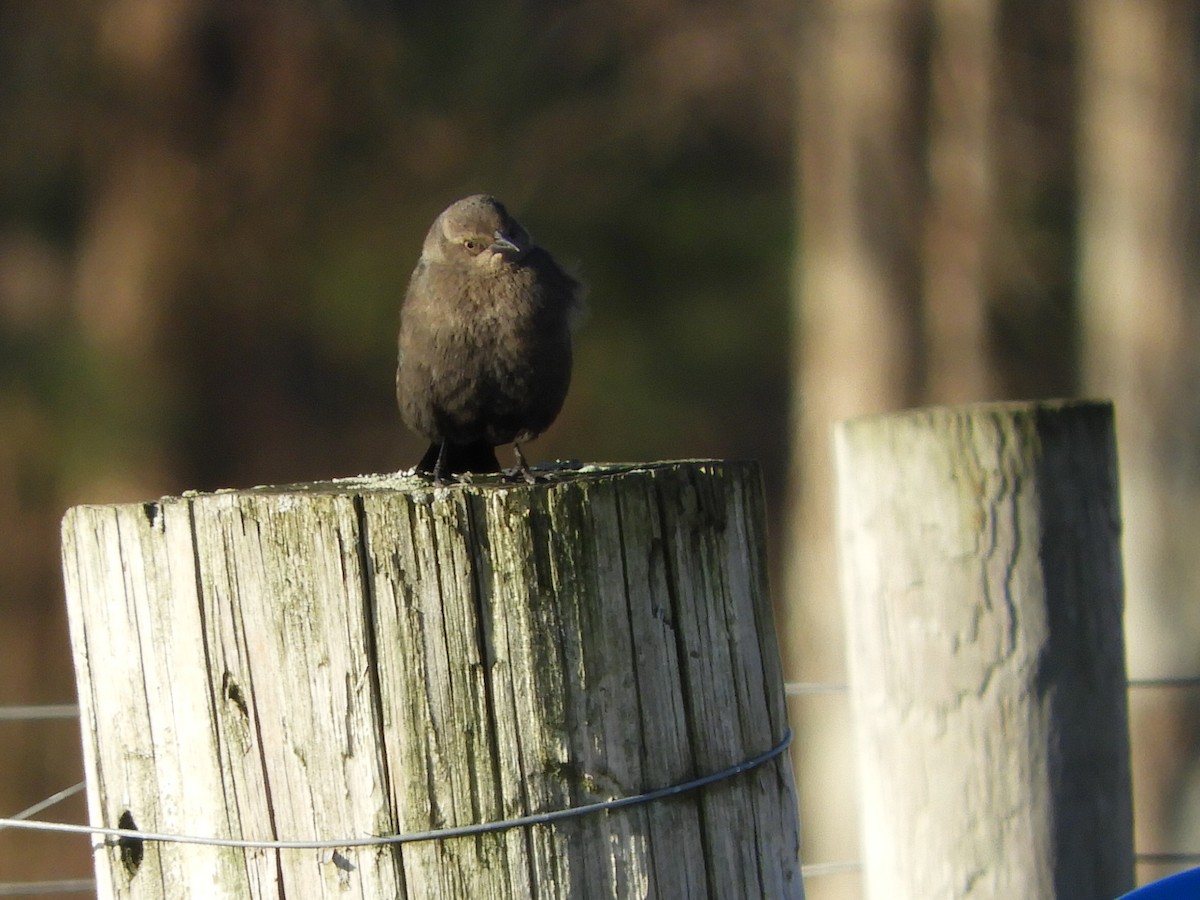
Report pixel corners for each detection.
[504,443,539,485]
[501,466,541,485]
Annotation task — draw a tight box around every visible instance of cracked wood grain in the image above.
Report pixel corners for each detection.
[62,461,802,899]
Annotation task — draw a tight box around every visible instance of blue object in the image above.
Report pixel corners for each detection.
[1120,867,1200,899]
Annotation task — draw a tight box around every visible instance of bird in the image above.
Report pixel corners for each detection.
[396,194,582,483]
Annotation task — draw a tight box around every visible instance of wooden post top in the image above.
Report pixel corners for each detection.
[171,458,755,495]
[61,457,802,899]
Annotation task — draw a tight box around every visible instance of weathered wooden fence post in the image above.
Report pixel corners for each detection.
[834,401,1134,899]
[61,460,802,899]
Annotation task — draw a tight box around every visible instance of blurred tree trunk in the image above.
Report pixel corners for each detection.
[923,0,996,400]
[790,2,1075,896]
[1079,0,1200,883]
[790,3,926,897]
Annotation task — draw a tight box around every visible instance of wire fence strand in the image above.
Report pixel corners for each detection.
[5,676,1200,893]
[0,879,95,897]
[1,730,792,851]
[0,705,79,722]
[1,782,86,829]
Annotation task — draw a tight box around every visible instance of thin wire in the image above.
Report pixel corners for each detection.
[0,676,1193,723]
[1128,678,1200,689]
[781,679,1200,694]
[0,705,80,721]
[0,730,792,851]
[795,854,1200,880]
[1137,853,1200,865]
[800,861,861,878]
[0,781,85,828]
[0,879,95,897]
[784,683,847,695]
[0,675,1194,724]
[2,733,1195,881]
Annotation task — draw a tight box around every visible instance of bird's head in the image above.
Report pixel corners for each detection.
[424,194,531,269]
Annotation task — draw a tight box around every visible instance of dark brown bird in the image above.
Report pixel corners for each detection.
[396,194,582,482]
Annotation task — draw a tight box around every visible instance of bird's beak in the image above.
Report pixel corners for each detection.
[490,233,527,260]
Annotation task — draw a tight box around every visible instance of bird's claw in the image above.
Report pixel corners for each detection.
[502,466,540,485]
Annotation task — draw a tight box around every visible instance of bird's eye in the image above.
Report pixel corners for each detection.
[462,238,482,253]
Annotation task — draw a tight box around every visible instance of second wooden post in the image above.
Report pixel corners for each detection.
[834,401,1133,899]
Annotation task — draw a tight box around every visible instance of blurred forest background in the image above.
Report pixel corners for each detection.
[1,1,1198,897]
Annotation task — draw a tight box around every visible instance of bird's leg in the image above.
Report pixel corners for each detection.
[433,440,449,485]
[512,442,537,484]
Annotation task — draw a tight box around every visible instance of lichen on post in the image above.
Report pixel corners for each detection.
[61,460,802,899]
